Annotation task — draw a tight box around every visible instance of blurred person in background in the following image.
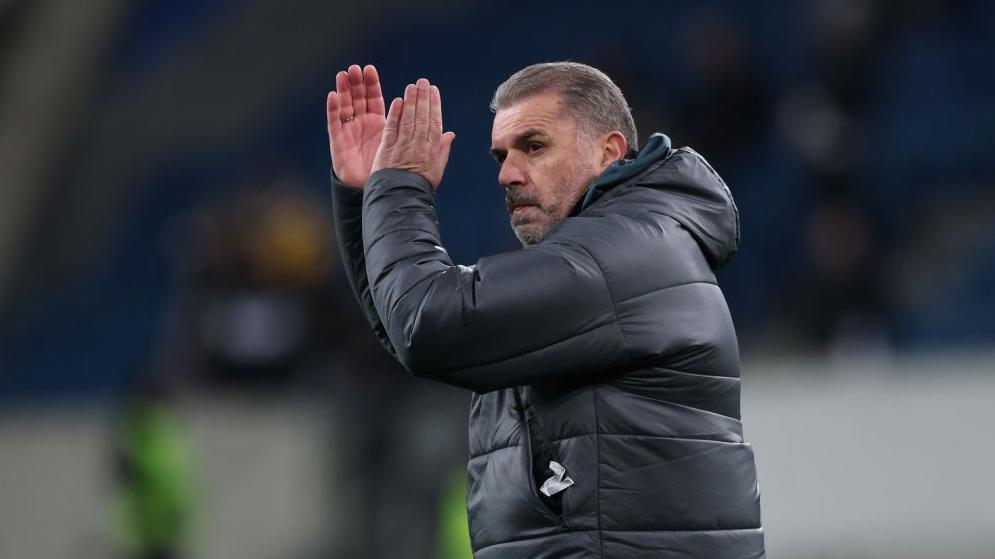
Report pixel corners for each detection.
[159,176,344,387]
[327,62,763,558]
[155,174,455,557]
[438,466,474,559]
[113,377,194,559]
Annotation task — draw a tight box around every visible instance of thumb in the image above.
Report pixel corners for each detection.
[431,131,456,191]
[439,131,456,166]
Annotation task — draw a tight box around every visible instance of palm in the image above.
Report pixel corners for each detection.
[327,64,387,188]
[333,112,384,186]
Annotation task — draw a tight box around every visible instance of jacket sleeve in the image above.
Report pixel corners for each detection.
[361,169,630,393]
[330,171,397,358]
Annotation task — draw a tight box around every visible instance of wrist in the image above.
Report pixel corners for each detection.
[366,168,434,194]
[331,168,365,190]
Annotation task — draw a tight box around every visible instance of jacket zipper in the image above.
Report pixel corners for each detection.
[514,388,566,525]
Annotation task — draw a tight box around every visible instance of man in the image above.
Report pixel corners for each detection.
[326,62,765,558]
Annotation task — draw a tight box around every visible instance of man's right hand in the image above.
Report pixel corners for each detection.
[326,64,385,189]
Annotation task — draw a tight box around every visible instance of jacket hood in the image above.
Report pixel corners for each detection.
[574,133,740,269]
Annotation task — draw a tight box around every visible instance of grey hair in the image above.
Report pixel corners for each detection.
[490,61,638,157]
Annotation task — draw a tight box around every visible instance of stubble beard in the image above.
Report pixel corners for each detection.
[509,159,598,246]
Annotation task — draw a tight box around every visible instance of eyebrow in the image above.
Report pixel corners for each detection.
[490,129,548,161]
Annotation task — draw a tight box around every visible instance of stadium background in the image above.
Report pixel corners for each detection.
[1,0,993,557]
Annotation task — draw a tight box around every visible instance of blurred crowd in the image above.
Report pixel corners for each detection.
[605,0,995,353]
[142,175,470,557]
[1,0,993,557]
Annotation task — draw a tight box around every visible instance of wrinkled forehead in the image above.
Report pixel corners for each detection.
[490,92,574,148]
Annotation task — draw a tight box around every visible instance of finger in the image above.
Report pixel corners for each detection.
[381,97,403,149]
[429,85,443,144]
[364,65,385,116]
[327,91,342,138]
[399,83,417,140]
[348,64,366,116]
[336,71,353,120]
[415,78,431,144]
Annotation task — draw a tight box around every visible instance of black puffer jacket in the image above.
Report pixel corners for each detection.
[331,134,765,558]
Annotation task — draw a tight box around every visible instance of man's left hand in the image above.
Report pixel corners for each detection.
[372,78,456,190]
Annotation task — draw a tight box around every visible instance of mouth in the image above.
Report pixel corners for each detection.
[510,204,536,217]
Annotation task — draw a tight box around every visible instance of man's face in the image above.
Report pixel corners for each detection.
[490,92,601,245]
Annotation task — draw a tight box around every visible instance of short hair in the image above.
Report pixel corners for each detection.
[490,62,639,157]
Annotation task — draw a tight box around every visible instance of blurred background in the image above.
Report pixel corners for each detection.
[1,0,993,557]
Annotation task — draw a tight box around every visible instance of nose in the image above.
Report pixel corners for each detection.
[498,153,527,189]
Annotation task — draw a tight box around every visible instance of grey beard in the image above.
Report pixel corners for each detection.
[510,210,559,246]
[512,223,543,246]
[508,163,597,246]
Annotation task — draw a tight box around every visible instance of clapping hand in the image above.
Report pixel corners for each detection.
[326,64,386,189]
[372,78,456,190]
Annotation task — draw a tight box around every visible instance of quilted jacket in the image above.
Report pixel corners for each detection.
[331,133,765,558]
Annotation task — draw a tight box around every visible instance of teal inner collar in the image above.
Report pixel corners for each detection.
[572,133,672,216]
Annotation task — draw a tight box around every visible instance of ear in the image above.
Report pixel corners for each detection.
[600,131,628,170]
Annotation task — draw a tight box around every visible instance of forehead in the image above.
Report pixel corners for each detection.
[491,91,573,146]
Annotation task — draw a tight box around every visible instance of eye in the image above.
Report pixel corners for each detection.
[527,142,544,153]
